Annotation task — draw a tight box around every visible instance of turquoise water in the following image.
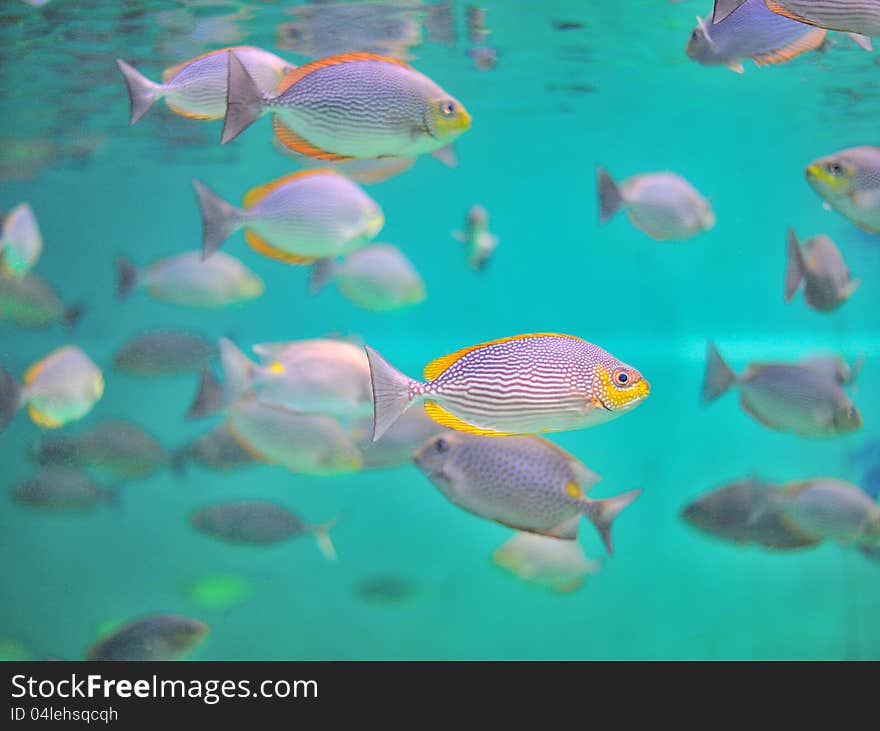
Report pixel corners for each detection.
[1,0,879,660]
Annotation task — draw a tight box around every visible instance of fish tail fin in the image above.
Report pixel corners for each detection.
[169,448,189,475]
[597,166,623,223]
[784,227,806,302]
[114,256,140,300]
[308,258,337,294]
[364,345,416,442]
[712,0,746,23]
[451,229,466,243]
[701,342,737,404]
[115,59,163,125]
[62,302,85,330]
[221,50,266,145]
[185,367,225,420]
[0,367,22,432]
[583,488,642,556]
[219,337,256,402]
[310,517,339,561]
[192,179,242,259]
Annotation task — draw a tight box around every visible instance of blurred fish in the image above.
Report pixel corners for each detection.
[355,404,449,470]
[171,423,257,474]
[0,346,104,431]
[222,51,471,161]
[805,147,880,233]
[113,330,214,377]
[801,354,864,387]
[849,440,880,499]
[194,170,384,264]
[687,1,826,73]
[701,342,862,437]
[185,573,252,609]
[713,0,877,49]
[784,228,859,312]
[681,477,822,549]
[115,251,264,308]
[190,500,338,559]
[597,168,715,241]
[309,244,426,312]
[414,432,639,554]
[0,274,83,330]
[10,468,116,512]
[452,204,498,271]
[493,532,601,593]
[467,5,490,43]
[468,46,498,71]
[115,46,294,125]
[188,337,373,421]
[226,397,363,475]
[366,333,650,441]
[30,420,166,482]
[774,478,880,546]
[0,203,42,278]
[355,575,420,605]
[86,614,209,661]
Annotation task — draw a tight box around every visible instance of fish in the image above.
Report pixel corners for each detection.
[309,243,426,312]
[225,396,363,476]
[85,614,209,661]
[115,46,295,125]
[185,573,252,609]
[112,330,214,377]
[189,500,338,559]
[221,51,471,161]
[355,575,420,604]
[0,346,104,432]
[492,532,601,593]
[469,46,498,71]
[115,251,264,308]
[452,205,498,271]
[414,432,639,554]
[784,228,859,312]
[688,1,827,73]
[712,0,877,49]
[774,478,880,546]
[467,5,491,43]
[10,468,116,512]
[354,407,450,470]
[805,147,880,233]
[0,203,42,278]
[800,354,864,387]
[0,274,83,330]
[29,420,167,482]
[193,170,384,263]
[366,333,650,441]
[171,423,257,474]
[187,337,373,422]
[681,477,822,549]
[597,168,715,241]
[701,342,862,437]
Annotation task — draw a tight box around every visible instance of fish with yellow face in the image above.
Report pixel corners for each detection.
[805,146,880,233]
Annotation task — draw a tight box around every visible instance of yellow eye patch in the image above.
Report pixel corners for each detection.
[595,364,649,409]
[807,163,851,191]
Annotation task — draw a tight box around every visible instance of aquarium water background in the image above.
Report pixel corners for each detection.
[0,0,878,660]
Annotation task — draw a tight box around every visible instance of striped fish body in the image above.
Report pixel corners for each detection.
[806,147,880,233]
[144,251,264,307]
[243,171,384,259]
[764,0,880,36]
[269,54,469,159]
[799,236,857,311]
[777,478,880,546]
[162,46,293,120]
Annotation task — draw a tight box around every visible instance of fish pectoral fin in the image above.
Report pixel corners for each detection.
[543,516,580,540]
[726,62,745,74]
[752,28,826,67]
[272,116,353,162]
[165,99,218,120]
[552,577,585,594]
[842,278,861,299]
[423,401,515,436]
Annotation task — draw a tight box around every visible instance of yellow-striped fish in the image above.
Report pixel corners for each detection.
[221,51,471,159]
[116,46,294,125]
[365,333,650,441]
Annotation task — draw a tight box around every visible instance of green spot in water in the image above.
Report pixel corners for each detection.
[186,573,252,609]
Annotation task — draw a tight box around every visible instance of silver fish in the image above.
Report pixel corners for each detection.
[10,468,116,512]
[784,228,859,312]
[806,147,880,233]
[492,532,601,593]
[86,615,209,661]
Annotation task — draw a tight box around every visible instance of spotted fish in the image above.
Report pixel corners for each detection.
[784,228,859,312]
[365,333,650,441]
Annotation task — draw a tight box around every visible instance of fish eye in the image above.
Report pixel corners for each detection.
[690,29,699,42]
[826,162,844,177]
[612,368,631,387]
[434,437,449,453]
[439,101,457,118]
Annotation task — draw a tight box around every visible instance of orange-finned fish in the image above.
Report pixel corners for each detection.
[365,333,650,441]
[221,51,471,160]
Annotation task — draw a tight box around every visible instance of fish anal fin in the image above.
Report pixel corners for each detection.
[165,99,218,120]
[423,401,514,436]
[752,28,826,67]
[244,230,316,265]
[543,516,580,540]
[272,116,352,162]
[27,404,63,429]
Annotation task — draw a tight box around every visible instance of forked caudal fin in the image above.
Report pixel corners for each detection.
[784,228,805,303]
[308,259,337,294]
[192,179,243,258]
[583,488,642,556]
[309,517,339,561]
[701,342,737,405]
[221,51,266,145]
[186,368,225,420]
[115,59,164,125]
[596,167,623,223]
[218,337,258,403]
[364,345,416,442]
[0,367,22,433]
[114,257,140,301]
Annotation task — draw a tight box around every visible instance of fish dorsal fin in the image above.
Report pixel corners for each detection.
[23,358,48,386]
[781,480,810,496]
[161,46,249,84]
[244,230,316,266]
[422,332,579,381]
[27,404,63,429]
[271,116,353,162]
[277,52,413,95]
[424,401,515,436]
[243,168,337,208]
[753,28,826,67]
[695,16,719,52]
[764,0,813,25]
[537,436,602,489]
